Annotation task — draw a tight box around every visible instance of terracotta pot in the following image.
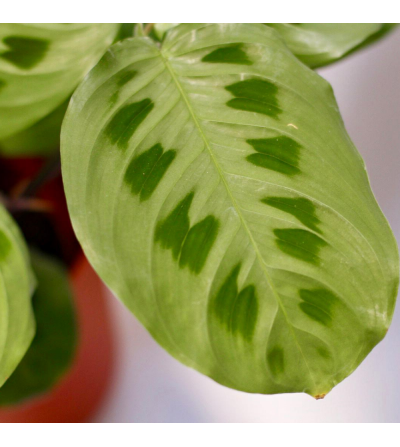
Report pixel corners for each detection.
[0,156,115,421]
[0,254,114,422]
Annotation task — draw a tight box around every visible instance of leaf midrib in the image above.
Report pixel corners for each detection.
[159,49,317,391]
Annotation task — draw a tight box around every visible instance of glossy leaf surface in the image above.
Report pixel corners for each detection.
[267,23,396,68]
[61,24,399,397]
[0,23,118,139]
[0,250,76,406]
[0,205,35,387]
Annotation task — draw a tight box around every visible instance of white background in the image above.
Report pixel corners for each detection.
[92,27,400,423]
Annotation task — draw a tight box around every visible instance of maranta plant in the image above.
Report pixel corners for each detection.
[0,23,398,402]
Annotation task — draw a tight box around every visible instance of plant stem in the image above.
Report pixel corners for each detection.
[20,151,61,199]
[143,23,154,36]
[1,151,61,214]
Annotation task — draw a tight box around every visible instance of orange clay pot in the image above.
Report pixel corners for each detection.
[0,255,114,423]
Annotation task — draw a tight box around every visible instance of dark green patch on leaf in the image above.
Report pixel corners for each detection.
[155,193,219,274]
[299,288,339,326]
[104,98,154,150]
[0,79,5,93]
[202,44,252,65]
[179,215,219,274]
[0,36,49,69]
[273,228,327,265]
[117,70,137,87]
[155,193,194,259]
[233,286,258,340]
[212,264,258,341]
[317,347,332,359]
[247,136,301,175]
[261,196,321,232]
[124,143,176,201]
[0,230,11,261]
[213,264,240,326]
[225,78,281,118]
[267,346,285,377]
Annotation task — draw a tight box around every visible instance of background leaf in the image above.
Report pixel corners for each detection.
[0,204,35,387]
[0,23,119,140]
[0,99,68,157]
[0,250,76,406]
[61,24,399,397]
[153,24,179,41]
[115,24,136,42]
[267,23,397,68]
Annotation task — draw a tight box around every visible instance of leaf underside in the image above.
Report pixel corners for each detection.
[61,24,399,397]
[0,23,119,140]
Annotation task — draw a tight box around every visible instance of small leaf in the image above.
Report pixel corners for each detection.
[61,24,399,397]
[0,204,35,387]
[0,23,119,140]
[0,250,76,406]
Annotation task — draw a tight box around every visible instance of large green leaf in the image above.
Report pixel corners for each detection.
[0,204,35,387]
[0,250,76,406]
[0,23,118,140]
[267,24,397,68]
[61,24,399,397]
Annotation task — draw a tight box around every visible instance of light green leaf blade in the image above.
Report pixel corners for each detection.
[0,23,118,140]
[267,24,396,68]
[0,250,76,406]
[61,24,399,397]
[0,204,35,387]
